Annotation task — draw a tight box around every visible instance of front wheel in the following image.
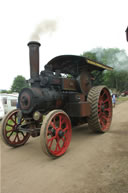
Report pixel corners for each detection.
[0,109,30,147]
[87,86,112,133]
[40,110,72,158]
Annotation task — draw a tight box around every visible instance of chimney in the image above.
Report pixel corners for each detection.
[27,41,41,79]
[126,27,128,42]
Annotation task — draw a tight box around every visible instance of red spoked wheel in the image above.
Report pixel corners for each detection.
[1,109,30,147]
[40,110,72,158]
[87,86,112,133]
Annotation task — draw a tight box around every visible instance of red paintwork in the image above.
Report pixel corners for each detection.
[98,88,112,131]
[46,112,72,156]
[4,111,30,145]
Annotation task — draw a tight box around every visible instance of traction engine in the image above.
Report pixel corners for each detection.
[1,41,113,158]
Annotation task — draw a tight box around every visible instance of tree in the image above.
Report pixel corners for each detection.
[104,70,128,92]
[82,48,128,92]
[0,89,12,94]
[11,75,28,93]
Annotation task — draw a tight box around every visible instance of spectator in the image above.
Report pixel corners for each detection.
[16,102,19,108]
[112,94,116,107]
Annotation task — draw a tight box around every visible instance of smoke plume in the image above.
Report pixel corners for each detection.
[91,48,128,71]
[30,19,57,41]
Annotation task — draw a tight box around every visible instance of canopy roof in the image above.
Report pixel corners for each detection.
[45,55,113,75]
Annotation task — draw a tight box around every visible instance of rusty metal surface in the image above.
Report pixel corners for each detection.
[77,71,92,95]
[68,93,85,103]
[62,78,77,91]
[65,102,91,117]
[19,41,109,120]
[19,87,63,114]
[28,41,41,79]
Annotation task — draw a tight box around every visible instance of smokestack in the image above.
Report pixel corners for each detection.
[126,27,128,42]
[27,41,41,79]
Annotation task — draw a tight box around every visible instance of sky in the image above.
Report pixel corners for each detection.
[0,0,128,90]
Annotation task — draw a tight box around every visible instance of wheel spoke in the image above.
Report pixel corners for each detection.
[50,122,56,130]
[101,92,105,97]
[6,123,14,128]
[10,117,16,124]
[41,110,72,158]
[104,107,111,112]
[54,139,60,152]
[48,136,56,142]
[61,137,65,143]
[103,98,109,103]
[59,115,62,128]
[101,115,108,121]
[47,128,52,135]
[21,118,25,123]
[13,114,16,121]
[98,108,101,112]
[17,133,21,142]
[48,138,54,149]
[7,131,14,138]
[64,133,68,140]
[19,131,25,138]
[14,115,18,124]
[63,125,68,132]
[13,133,18,142]
[98,112,102,117]
[6,129,13,133]
[98,103,101,109]
[100,119,106,128]
[61,117,66,125]
[57,142,61,151]
[1,109,30,147]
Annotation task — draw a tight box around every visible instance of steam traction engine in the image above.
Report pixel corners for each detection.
[1,42,113,158]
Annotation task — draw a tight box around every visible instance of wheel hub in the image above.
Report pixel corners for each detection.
[101,103,105,112]
[58,130,64,138]
[13,124,20,132]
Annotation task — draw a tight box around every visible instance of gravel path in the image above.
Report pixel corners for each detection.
[1,101,128,193]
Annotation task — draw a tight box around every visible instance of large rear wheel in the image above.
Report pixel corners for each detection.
[0,109,30,147]
[87,86,112,133]
[40,110,72,158]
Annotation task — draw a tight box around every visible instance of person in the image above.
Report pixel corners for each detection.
[112,94,116,107]
[16,101,20,108]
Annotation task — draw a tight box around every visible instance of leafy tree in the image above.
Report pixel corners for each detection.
[82,51,97,61]
[0,89,12,93]
[11,75,28,93]
[104,70,128,92]
[82,48,128,92]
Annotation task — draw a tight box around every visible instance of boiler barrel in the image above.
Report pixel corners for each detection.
[18,87,63,114]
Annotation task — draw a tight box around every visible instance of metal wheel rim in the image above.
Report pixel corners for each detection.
[1,109,30,147]
[44,111,72,157]
[98,88,112,131]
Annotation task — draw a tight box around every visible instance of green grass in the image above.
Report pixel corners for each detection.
[116,96,128,104]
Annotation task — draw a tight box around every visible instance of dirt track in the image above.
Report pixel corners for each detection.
[1,101,128,193]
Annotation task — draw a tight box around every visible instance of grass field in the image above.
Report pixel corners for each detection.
[116,96,128,104]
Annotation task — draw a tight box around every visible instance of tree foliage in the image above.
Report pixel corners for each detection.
[0,89,12,93]
[82,48,128,93]
[11,75,28,93]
